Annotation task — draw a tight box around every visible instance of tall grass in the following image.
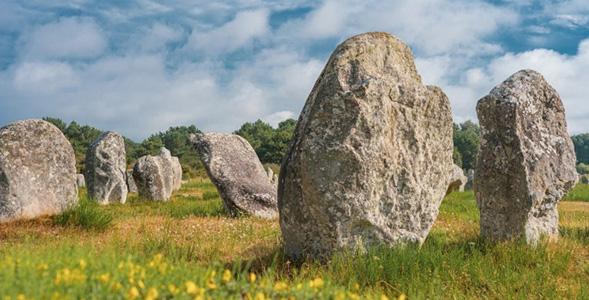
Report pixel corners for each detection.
[53,194,113,230]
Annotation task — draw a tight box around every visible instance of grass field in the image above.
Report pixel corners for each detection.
[0,180,587,299]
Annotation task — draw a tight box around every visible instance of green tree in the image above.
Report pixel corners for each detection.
[571,133,589,165]
[453,120,480,171]
[234,119,297,164]
[42,116,67,132]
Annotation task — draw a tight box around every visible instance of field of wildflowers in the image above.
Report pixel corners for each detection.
[0,179,587,299]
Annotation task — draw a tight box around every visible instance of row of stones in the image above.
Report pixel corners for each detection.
[83,131,183,203]
[190,32,577,261]
[0,125,183,222]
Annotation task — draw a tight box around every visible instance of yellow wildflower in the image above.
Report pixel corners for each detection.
[398,294,406,300]
[144,287,158,300]
[127,286,140,300]
[347,292,360,300]
[273,281,288,291]
[79,259,87,270]
[334,292,346,300]
[16,295,25,300]
[138,280,145,289]
[249,272,256,283]
[353,283,360,291]
[185,281,198,295]
[158,263,167,275]
[97,273,110,284]
[309,277,324,289]
[380,295,389,300]
[222,269,232,283]
[254,292,265,300]
[36,263,49,274]
[296,283,302,290]
[168,284,180,296]
[206,281,217,290]
[112,282,122,292]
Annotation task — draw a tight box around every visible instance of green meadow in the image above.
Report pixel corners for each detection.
[0,181,587,299]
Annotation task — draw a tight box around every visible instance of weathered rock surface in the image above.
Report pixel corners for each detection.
[0,119,78,222]
[85,131,127,204]
[278,32,454,260]
[126,170,137,193]
[171,156,182,191]
[77,174,86,187]
[132,148,175,201]
[447,164,467,195]
[190,133,278,218]
[156,148,174,199]
[475,69,578,244]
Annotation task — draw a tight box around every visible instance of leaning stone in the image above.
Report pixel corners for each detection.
[85,131,127,204]
[475,69,578,244]
[190,133,278,218]
[278,32,453,260]
[447,164,467,195]
[0,119,78,222]
[76,174,86,187]
[126,170,137,193]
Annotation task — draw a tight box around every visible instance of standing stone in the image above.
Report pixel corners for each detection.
[132,147,175,201]
[190,133,278,218]
[85,131,127,204]
[475,69,578,244]
[76,174,86,187]
[266,167,274,180]
[278,32,453,260]
[126,170,137,193]
[465,169,475,190]
[171,156,182,191]
[0,119,77,222]
[447,164,467,195]
[272,174,279,187]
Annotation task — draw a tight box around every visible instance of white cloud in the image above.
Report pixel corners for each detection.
[186,9,270,54]
[425,39,589,134]
[18,17,107,60]
[138,23,185,51]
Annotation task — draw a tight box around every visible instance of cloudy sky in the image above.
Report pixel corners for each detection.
[0,0,588,141]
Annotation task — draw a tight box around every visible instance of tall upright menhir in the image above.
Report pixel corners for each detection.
[278,32,454,260]
[475,69,578,244]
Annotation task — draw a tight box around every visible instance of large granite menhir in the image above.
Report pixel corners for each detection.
[133,148,175,201]
[85,131,127,204]
[190,133,278,219]
[278,32,454,260]
[0,119,78,222]
[475,69,578,244]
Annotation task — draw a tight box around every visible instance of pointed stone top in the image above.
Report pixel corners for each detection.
[327,32,422,87]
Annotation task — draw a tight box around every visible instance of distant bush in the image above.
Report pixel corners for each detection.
[53,197,113,230]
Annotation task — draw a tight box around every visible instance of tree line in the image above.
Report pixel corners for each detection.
[42,117,589,177]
